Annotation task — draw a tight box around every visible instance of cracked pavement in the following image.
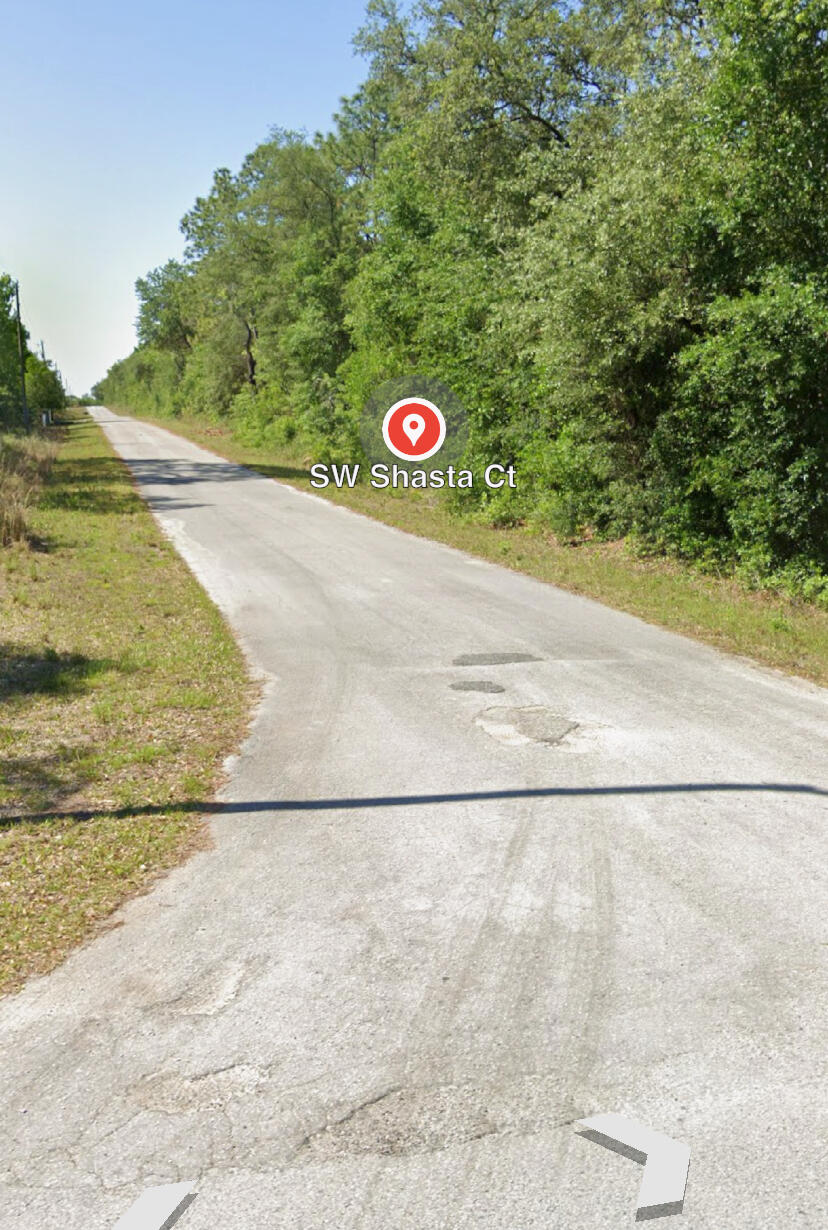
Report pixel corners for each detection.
[0,407,826,1228]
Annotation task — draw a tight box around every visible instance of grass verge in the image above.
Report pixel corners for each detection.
[133,410,828,685]
[0,411,253,995]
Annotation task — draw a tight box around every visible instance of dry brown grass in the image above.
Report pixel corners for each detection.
[0,433,57,545]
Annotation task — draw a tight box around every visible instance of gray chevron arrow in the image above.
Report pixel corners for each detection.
[576,1112,690,1220]
[111,1181,197,1230]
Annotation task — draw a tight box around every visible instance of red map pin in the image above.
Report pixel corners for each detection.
[382,397,446,461]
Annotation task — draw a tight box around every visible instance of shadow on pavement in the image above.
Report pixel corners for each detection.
[3,780,825,828]
[100,456,313,513]
[126,457,310,485]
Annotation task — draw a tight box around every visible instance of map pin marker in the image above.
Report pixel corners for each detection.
[402,414,425,449]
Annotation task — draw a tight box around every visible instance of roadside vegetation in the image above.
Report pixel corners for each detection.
[95,1,827,607]
[0,410,252,994]
[1,272,65,433]
[0,434,57,545]
[133,410,828,686]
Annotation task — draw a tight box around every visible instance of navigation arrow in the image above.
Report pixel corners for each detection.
[112,1181,197,1230]
[576,1112,690,1220]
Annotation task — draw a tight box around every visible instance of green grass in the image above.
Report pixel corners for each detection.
[0,411,253,994]
[135,411,828,686]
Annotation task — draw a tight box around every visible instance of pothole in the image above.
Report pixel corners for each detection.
[453,652,540,666]
[476,705,579,747]
[450,680,505,693]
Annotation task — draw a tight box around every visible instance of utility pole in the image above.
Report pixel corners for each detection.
[14,281,31,433]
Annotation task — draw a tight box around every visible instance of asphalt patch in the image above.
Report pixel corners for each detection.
[476,705,579,746]
[453,652,541,666]
[451,680,506,693]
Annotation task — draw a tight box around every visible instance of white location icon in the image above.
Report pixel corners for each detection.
[382,396,447,460]
[402,414,425,448]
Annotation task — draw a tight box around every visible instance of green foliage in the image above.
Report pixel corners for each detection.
[94,0,828,596]
[0,276,24,429]
[0,273,65,430]
[649,273,828,598]
[135,261,193,353]
[93,347,181,418]
[26,354,65,413]
[229,383,300,449]
[704,0,828,275]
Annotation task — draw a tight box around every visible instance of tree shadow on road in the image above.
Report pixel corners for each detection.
[125,457,311,486]
[244,462,312,482]
[105,456,314,512]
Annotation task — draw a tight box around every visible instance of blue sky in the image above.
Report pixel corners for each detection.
[0,0,372,393]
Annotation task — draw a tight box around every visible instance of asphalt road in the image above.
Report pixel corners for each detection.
[1,407,826,1229]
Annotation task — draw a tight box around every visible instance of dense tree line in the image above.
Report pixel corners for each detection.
[95,0,828,598]
[0,275,65,429]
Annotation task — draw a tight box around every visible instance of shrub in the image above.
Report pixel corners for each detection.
[230,383,302,449]
[647,272,828,592]
[512,422,624,540]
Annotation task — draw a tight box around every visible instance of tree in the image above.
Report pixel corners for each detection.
[94,0,828,593]
[136,261,194,354]
[25,354,65,414]
[0,276,24,429]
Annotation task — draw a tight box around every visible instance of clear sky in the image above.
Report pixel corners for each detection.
[0,0,372,394]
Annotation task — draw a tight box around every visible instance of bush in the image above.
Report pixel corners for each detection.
[505,423,624,540]
[230,383,300,448]
[647,273,828,592]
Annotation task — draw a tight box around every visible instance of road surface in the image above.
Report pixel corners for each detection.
[0,407,825,1228]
